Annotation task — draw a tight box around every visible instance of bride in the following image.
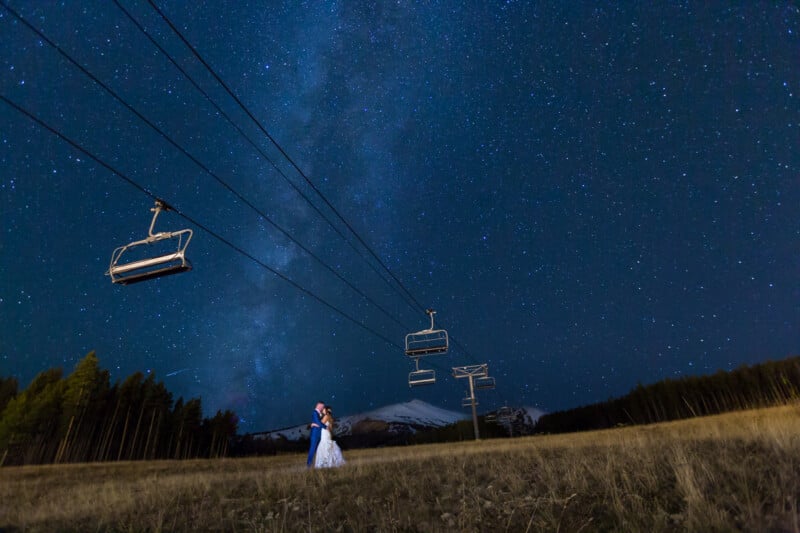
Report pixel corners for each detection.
[314,406,346,468]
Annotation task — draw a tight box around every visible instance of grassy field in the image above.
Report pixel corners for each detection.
[1,404,799,532]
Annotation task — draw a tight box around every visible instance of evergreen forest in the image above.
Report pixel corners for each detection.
[3,351,799,466]
[534,356,800,434]
[0,352,237,466]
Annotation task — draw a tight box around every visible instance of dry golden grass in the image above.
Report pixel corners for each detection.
[1,405,799,532]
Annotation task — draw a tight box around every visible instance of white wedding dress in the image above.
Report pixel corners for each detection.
[314,427,346,468]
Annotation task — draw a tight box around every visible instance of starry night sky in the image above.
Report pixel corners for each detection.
[1,2,798,432]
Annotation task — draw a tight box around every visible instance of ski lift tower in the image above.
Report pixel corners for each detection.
[452,364,489,440]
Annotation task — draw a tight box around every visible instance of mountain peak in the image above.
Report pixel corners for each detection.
[354,399,469,427]
[252,399,468,442]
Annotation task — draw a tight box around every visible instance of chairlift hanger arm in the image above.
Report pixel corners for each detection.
[153,198,173,211]
[425,308,437,330]
[148,199,181,239]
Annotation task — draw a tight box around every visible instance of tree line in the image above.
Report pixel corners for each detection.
[534,355,800,434]
[0,352,237,466]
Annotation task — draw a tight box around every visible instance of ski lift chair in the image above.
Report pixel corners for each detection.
[474,376,496,390]
[405,309,449,356]
[462,397,478,408]
[106,200,193,285]
[408,368,436,387]
[408,357,436,386]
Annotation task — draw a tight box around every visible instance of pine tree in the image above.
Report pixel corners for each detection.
[116,372,145,461]
[0,368,65,465]
[206,410,238,458]
[56,352,110,463]
[0,376,18,415]
[173,398,202,459]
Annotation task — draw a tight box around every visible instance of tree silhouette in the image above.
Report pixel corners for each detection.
[0,353,239,466]
[535,355,800,434]
[0,368,65,464]
[0,377,17,415]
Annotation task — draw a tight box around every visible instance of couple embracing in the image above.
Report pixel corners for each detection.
[307,401,346,468]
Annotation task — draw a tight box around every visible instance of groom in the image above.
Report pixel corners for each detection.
[307,401,327,467]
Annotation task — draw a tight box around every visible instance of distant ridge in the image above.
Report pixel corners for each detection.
[251,400,545,441]
[252,399,469,442]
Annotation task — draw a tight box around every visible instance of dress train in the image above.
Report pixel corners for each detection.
[314,429,345,468]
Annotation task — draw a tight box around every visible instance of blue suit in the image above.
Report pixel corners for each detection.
[307,408,327,466]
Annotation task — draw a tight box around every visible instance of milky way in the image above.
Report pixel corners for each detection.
[1,2,798,431]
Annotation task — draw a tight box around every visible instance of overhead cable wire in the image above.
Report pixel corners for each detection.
[146,1,495,377]
[148,0,428,316]
[0,93,404,352]
[145,0,493,376]
[0,0,411,334]
[12,1,494,394]
[109,0,411,317]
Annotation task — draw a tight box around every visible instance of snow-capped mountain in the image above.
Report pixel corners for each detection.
[253,399,468,442]
[519,406,546,425]
[251,400,544,447]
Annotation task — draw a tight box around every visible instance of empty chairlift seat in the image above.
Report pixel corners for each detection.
[408,357,436,387]
[462,396,478,408]
[474,376,496,390]
[404,309,449,356]
[405,329,449,356]
[408,368,436,387]
[106,200,193,285]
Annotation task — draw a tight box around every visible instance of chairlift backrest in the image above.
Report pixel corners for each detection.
[462,397,477,408]
[106,200,193,285]
[405,329,449,356]
[408,368,436,387]
[474,376,496,390]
